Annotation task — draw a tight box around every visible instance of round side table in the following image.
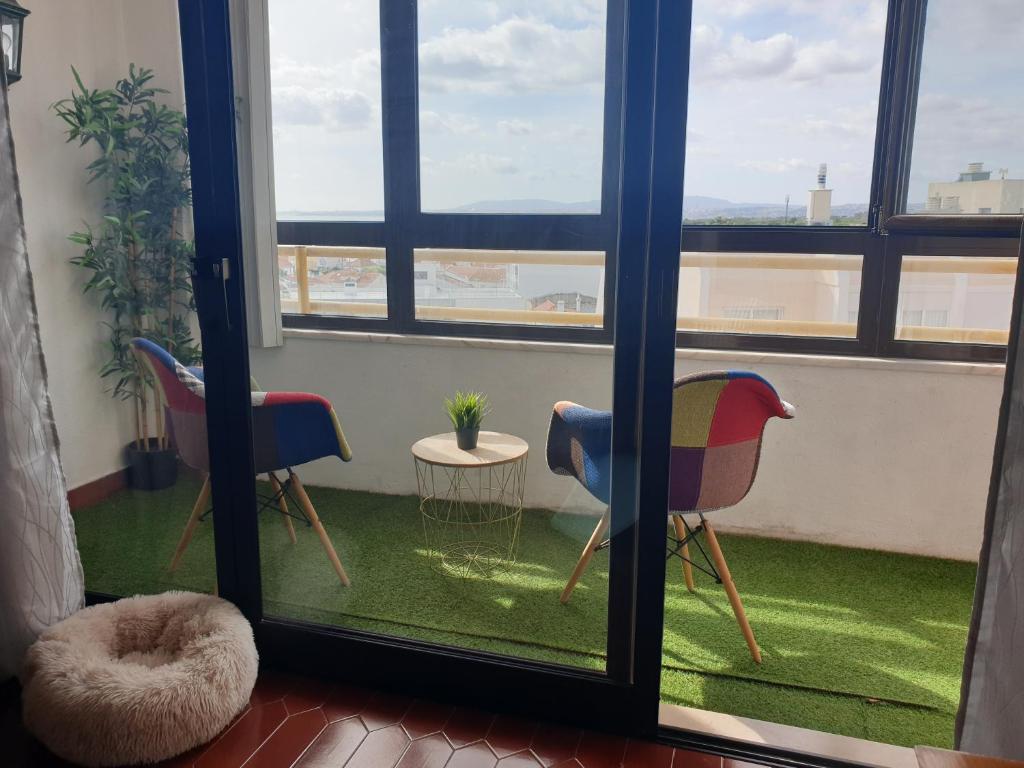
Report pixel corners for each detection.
[411,431,528,578]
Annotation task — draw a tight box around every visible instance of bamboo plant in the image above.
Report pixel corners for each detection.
[54,64,199,451]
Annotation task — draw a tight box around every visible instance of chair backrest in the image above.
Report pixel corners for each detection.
[668,370,792,514]
[131,337,209,471]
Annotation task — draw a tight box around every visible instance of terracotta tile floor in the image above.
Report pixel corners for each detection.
[1,670,745,768]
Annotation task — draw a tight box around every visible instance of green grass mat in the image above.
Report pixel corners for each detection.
[73,477,975,748]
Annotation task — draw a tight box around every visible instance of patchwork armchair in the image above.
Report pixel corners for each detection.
[131,338,354,585]
[547,370,794,662]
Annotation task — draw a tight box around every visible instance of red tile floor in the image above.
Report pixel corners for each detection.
[2,670,749,768]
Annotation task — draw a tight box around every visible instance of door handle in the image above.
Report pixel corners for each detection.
[194,258,233,330]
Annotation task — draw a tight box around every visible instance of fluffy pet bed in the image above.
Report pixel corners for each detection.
[20,591,258,766]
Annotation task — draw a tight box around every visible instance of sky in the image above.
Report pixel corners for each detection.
[266,0,1023,214]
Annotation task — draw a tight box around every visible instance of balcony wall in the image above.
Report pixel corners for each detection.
[251,331,1002,561]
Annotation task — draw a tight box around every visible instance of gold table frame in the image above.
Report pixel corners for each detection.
[412,432,528,578]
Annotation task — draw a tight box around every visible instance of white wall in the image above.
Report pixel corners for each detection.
[9,0,183,489]
[251,332,1003,561]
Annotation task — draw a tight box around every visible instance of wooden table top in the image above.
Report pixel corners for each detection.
[411,431,529,468]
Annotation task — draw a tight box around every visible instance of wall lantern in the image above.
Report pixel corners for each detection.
[0,0,28,85]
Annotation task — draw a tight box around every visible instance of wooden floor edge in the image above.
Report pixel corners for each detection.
[68,468,128,511]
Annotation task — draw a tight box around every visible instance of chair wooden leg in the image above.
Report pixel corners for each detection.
[560,510,610,605]
[289,471,351,586]
[169,475,211,572]
[268,473,297,544]
[703,518,761,664]
[672,515,695,593]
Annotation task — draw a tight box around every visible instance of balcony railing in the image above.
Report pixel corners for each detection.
[278,245,1012,344]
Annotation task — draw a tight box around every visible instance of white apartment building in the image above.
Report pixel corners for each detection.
[926,162,1024,214]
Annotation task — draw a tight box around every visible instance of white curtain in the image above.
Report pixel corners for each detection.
[0,71,85,680]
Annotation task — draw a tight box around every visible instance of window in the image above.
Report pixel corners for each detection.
[895,255,1014,344]
[279,245,387,317]
[905,0,1024,215]
[677,253,862,338]
[417,2,608,213]
[270,0,1020,363]
[413,249,604,327]
[682,0,886,226]
[268,0,384,219]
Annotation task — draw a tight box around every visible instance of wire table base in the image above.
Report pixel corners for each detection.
[414,451,527,579]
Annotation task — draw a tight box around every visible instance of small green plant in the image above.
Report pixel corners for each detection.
[444,391,489,430]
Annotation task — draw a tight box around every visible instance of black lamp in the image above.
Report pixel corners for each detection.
[0,0,28,85]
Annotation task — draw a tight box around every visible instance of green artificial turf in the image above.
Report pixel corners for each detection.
[73,476,976,748]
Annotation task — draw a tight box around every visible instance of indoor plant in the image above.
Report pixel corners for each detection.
[445,391,489,450]
[55,64,199,489]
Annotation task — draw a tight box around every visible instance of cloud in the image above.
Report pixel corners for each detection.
[910,94,1024,182]
[700,32,798,80]
[736,158,814,173]
[423,152,520,175]
[419,17,604,93]
[498,119,534,136]
[419,0,606,34]
[790,41,874,81]
[923,0,1024,54]
[419,110,481,134]
[756,103,878,141]
[690,5,880,86]
[272,85,374,131]
[701,0,882,22]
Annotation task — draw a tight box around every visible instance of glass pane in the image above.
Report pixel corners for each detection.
[413,249,604,326]
[279,245,387,318]
[252,303,614,670]
[895,255,1015,343]
[661,285,988,750]
[677,252,862,337]
[417,2,607,213]
[683,0,886,225]
[1,19,20,73]
[268,0,384,220]
[23,6,217,597]
[907,0,1024,215]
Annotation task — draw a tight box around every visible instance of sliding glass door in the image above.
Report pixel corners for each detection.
[253,0,622,675]
[170,0,692,734]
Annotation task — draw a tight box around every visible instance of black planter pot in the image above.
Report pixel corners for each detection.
[455,427,480,450]
[125,439,179,491]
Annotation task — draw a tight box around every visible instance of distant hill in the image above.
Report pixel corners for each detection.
[279,196,874,221]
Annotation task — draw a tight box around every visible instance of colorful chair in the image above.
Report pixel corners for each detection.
[131,338,354,585]
[546,370,794,662]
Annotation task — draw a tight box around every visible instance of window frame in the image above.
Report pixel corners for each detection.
[273,0,1022,363]
[277,0,624,347]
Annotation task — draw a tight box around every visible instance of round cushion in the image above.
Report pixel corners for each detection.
[20,591,258,767]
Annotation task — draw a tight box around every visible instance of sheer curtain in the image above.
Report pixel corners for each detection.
[0,71,84,680]
[957,222,1024,759]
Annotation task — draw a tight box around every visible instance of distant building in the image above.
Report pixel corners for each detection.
[926,163,1024,214]
[530,291,597,314]
[806,163,832,225]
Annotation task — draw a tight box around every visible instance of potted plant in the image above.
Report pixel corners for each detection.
[55,64,199,490]
[445,391,489,450]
